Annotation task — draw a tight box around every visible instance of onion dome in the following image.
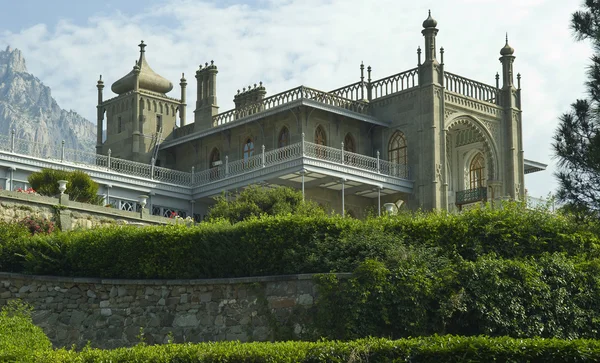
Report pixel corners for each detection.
[422,10,437,28]
[500,34,514,56]
[111,41,173,95]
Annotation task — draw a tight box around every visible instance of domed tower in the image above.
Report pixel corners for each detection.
[96,41,185,164]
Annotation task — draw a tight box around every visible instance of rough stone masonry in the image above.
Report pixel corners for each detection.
[0,272,330,349]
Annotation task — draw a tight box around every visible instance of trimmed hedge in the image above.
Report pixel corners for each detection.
[33,336,600,362]
[1,203,598,279]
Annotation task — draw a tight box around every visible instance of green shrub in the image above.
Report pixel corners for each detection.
[208,185,326,223]
[0,222,31,272]
[0,300,52,361]
[28,168,102,204]
[35,336,600,362]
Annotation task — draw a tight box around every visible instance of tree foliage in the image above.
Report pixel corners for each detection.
[553,0,600,216]
[28,168,102,204]
[207,185,326,223]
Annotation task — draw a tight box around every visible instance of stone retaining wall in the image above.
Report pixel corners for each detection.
[0,272,339,349]
[0,190,172,230]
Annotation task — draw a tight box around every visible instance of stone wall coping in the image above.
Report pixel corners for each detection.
[0,189,171,224]
[0,271,352,286]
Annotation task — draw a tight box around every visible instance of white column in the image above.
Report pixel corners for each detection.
[341,178,346,217]
[378,187,381,216]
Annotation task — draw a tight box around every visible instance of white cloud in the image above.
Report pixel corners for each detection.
[0,0,591,198]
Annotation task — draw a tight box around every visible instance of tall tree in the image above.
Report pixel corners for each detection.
[553,0,600,216]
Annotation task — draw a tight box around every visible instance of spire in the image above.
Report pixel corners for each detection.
[500,33,514,56]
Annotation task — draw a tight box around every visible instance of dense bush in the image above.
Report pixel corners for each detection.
[1,203,598,279]
[2,203,600,340]
[28,168,102,204]
[316,254,600,340]
[207,185,326,223]
[0,300,52,361]
[33,336,600,362]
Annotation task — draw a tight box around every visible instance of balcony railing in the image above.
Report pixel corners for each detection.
[456,187,488,205]
[212,86,371,126]
[0,133,410,189]
[194,138,409,185]
[444,72,502,106]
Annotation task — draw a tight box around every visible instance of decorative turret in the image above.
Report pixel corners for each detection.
[111,41,173,95]
[194,61,219,130]
[180,73,187,126]
[499,34,516,90]
[421,10,438,63]
[234,82,266,109]
[96,75,105,150]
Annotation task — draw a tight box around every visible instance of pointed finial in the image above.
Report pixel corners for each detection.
[500,33,515,56]
[237,89,240,94]
[259,81,263,87]
[495,72,500,88]
[254,83,257,88]
[205,62,209,67]
[139,40,146,53]
[517,73,521,89]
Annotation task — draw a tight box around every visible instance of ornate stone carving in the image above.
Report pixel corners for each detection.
[444,92,504,117]
[435,163,442,182]
[447,116,498,181]
[445,108,457,120]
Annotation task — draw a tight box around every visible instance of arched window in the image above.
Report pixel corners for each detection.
[388,131,407,165]
[314,125,327,158]
[469,153,485,189]
[243,138,254,162]
[315,126,327,145]
[209,148,221,181]
[343,133,355,153]
[278,127,289,148]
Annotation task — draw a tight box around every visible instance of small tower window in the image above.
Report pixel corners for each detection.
[117,116,122,134]
[156,115,162,132]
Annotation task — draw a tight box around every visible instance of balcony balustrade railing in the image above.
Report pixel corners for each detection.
[444,72,502,106]
[455,187,488,205]
[0,133,410,189]
[212,86,371,126]
[370,68,419,99]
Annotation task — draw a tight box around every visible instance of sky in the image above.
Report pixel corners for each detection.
[0,0,592,199]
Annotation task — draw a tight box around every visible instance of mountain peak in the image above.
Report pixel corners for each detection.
[0,46,27,74]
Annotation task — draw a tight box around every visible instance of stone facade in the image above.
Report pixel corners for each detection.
[0,272,331,349]
[96,12,545,217]
[0,190,172,230]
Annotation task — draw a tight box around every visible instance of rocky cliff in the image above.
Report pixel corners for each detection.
[0,46,95,151]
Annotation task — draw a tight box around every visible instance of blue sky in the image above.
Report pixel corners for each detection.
[0,0,592,199]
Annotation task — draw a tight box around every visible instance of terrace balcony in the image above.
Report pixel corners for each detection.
[0,133,413,203]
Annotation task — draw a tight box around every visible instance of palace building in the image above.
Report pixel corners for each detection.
[91,11,545,218]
